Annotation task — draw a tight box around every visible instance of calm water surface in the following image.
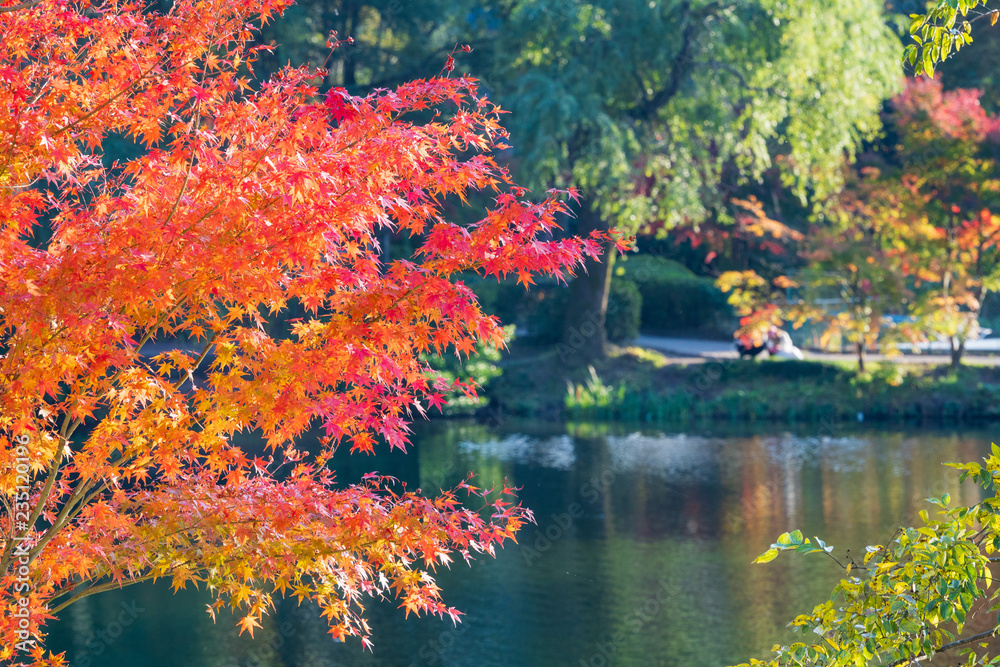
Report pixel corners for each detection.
[45,421,1000,666]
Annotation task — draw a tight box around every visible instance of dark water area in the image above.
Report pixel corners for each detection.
[44,420,1000,666]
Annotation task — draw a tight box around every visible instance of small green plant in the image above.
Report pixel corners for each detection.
[565,366,625,416]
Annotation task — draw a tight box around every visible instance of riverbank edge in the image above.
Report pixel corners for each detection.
[453,342,1000,425]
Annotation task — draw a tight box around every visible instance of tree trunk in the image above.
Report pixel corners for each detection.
[856,340,866,373]
[950,337,965,370]
[379,228,391,268]
[951,285,987,370]
[341,0,359,87]
[559,203,614,362]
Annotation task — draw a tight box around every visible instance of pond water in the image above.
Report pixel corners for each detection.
[44,420,1000,666]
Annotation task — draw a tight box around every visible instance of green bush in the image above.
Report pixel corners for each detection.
[617,254,733,335]
[724,358,838,381]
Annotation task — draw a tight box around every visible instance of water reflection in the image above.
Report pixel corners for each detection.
[44,423,996,666]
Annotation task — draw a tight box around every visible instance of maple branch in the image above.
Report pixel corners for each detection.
[49,570,162,614]
[50,53,168,139]
[43,513,378,613]
[0,176,43,192]
[0,323,68,392]
[45,522,217,605]
[0,0,44,13]
[133,290,195,353]
[9,291,200,570]
[172,328,219,392]
[0,102,24,181]
[28,479,109,564]
[45,10,229,145]
[161,76,206,231]
[0,442,62,577]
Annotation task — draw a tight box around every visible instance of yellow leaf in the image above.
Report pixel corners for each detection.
[238,615,262,637]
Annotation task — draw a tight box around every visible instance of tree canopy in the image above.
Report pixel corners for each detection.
[455,0,902,358]
[0,0,615,660]
[474,0,902,229]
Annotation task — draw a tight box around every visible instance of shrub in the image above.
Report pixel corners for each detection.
[515,277,641,344]
[618,254,734,335]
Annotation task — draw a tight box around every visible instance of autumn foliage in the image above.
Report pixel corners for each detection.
[0,0,613,661]
[714,76,1000,369]
[885,77,1000,365]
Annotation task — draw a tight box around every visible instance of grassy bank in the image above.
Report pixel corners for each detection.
[479,342,1000,424]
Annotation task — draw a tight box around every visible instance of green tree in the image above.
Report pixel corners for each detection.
[469,0,901,358]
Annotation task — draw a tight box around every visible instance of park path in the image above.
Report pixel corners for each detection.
[633,335,1000,366]
[139,333,1000,367]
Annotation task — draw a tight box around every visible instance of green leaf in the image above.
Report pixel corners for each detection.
[754,548,780,564]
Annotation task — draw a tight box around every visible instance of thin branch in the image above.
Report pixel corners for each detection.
[0,0,44,13]
[171,328,219,391]
[692,60,771,94]
[49,571,161,614]
[0,442,63,576]
[50,54,168,139]
[887,628,997,666]
[628,1,725,122]
[28,480,109,563]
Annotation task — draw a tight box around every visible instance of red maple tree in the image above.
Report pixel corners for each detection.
[0,0,615,661]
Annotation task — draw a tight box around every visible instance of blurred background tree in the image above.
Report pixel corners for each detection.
[186,0,914,359]
[463,0,902,358]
